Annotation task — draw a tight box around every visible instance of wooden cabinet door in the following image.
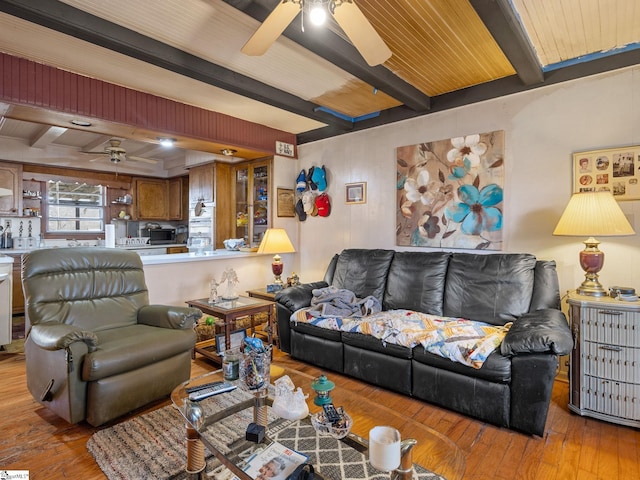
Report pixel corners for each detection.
[168,177,183,220]
[134,178,169,220]
[10,254,24,315]
[189,164,214,204]
[0,162,22,216]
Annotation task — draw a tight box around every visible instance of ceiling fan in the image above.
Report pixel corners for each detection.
[81,138,158,165]
[242,0,392,67]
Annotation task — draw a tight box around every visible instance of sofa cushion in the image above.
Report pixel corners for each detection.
[290,321,342,342]
[383,251,451,315]
[82,324,196,381]
[342,331,413,360]
[412,346,511,383]
[331,249,395,301]
[443,253,537,326]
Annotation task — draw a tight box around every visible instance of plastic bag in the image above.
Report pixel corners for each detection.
[272,375,309,420]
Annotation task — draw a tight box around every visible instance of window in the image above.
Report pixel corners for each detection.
[46,181,105,233]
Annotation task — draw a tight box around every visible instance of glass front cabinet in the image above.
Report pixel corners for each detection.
[234,159,271,247]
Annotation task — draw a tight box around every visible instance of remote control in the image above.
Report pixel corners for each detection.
[322,403,341,423]
[185,380,225,394]
[189,382,237,401]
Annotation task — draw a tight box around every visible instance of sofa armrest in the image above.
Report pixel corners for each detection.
[30,323,98,352]
[501,309,573,356]
[275,281,328,312]
[138,305,202,330]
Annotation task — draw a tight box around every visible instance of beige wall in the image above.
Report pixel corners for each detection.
[290,65,640,296]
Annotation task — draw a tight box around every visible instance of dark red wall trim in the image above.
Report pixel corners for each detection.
[0,52,297,156]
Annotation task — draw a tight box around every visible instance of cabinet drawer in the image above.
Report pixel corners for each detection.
[581,307,640,345]
[584,375,640,420]
[583,341,640,383]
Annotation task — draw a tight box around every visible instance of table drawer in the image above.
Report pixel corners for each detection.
[581,307,640,346]
[583,341,640,383]
[584,375,640,420]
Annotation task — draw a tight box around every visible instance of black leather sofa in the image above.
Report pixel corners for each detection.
[275,249,573,436]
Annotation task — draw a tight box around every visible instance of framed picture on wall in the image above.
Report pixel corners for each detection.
[573,145,640,200]
[276,187,295,217]
[345,182,367,204]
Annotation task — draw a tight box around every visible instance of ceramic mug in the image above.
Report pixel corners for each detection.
[368,426,401,472]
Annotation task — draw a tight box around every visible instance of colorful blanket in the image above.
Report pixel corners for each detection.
[291,308,511,369]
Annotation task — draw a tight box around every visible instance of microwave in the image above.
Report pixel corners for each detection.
[142,228,176,245]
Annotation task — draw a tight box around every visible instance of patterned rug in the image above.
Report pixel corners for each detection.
[87,402,445,480]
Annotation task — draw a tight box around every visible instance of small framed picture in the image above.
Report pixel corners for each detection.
[573,145,640,200]
[276,187,295,217]
[215,328,247,355]
[345,182,367,204]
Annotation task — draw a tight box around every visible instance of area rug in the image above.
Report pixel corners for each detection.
[88,403,446,480]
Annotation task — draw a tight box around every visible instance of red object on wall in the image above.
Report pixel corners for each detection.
[0,52,297,156]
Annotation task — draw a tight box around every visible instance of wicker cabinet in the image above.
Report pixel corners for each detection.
[568,292,640,427]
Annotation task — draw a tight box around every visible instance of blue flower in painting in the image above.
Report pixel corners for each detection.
[445,184,503,235]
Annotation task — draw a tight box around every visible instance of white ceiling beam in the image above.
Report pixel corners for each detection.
[29,125,68,148]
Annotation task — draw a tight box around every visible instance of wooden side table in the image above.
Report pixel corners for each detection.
[187,296,276,364]
[246,287,277,301]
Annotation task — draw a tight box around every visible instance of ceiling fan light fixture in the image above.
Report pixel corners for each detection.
[308,1,327,26]
[221,148,237,156]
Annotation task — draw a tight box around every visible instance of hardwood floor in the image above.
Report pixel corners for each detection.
[1,347,638,480]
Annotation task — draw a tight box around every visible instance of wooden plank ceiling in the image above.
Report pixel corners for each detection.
[0,0,638,148]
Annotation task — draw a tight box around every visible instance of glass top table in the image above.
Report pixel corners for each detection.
[171,366,465,480]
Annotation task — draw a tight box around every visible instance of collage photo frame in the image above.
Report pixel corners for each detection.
[573,145,640,200]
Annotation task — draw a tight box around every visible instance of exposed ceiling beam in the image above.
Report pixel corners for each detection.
[225,0,432,112]
[469,0,544,86]
[29,125,67,148]
[298,46,640,144]
[0,0,354,131]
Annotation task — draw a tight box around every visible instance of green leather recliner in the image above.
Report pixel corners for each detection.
[22,247,201,426]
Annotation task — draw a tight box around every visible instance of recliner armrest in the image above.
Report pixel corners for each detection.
[275,281,328,313]
[30,323,98,352]
[138,305,202,329]
[501,309,573,356]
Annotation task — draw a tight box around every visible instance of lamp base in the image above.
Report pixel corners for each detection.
[577,237,607,297]
[577,278,607,296]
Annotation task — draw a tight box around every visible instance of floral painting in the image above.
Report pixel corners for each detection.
[396,131,505,250]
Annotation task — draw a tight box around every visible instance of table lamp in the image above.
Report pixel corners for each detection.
[553,191,635,296]
[257,228,295,285]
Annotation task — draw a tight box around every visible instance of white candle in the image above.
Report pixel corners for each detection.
[368,426,401,472]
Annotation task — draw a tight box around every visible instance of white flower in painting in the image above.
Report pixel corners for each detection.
[403,169,430,204]
[446,134,487,167]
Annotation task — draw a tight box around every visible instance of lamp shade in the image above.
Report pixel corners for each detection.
[0,187,13,197]
[553,191,635,237]
[257,228,295,254]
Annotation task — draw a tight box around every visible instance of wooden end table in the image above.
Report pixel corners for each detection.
[187,296,276,364]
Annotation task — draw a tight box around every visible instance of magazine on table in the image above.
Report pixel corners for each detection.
[233,440,308,480]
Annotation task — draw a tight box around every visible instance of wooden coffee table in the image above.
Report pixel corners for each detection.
[171,366,465,480]
[187,296,276,363]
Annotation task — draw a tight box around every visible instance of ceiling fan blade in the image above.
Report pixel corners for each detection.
[127,155,159,165]
[241,1,300,56]
[332,1,392,67]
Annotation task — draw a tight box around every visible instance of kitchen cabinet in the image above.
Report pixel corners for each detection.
[168,177,185,220]
[188,163,232,249]
[0,162,22,216]
[233,159,271,246]
[568,292,640,427]
[7,253,23,315]
[133,176,186,221]
[134,178,169,220]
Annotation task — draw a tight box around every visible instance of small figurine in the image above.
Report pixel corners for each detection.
[208,277,219,305]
